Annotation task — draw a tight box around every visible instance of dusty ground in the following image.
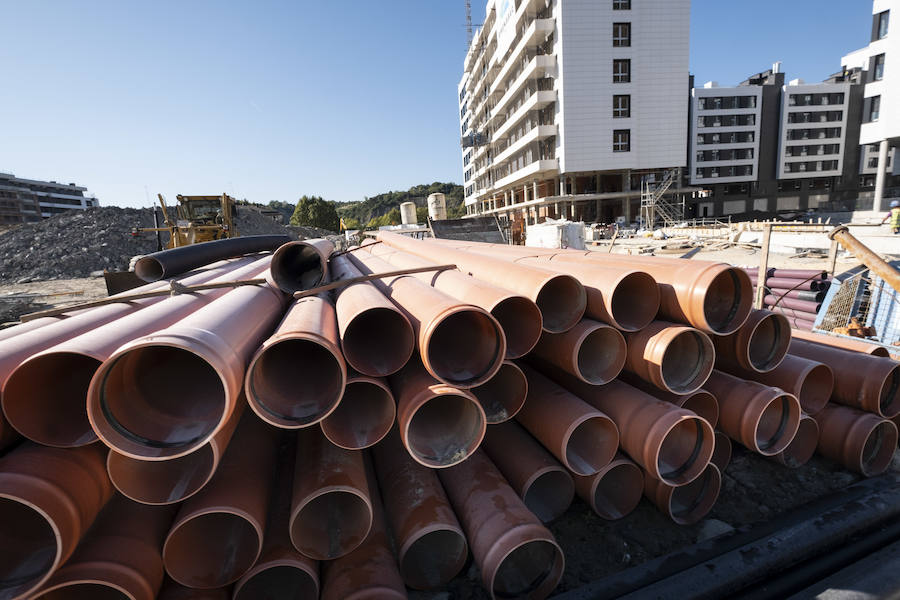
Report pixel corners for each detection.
[0,276,107,324]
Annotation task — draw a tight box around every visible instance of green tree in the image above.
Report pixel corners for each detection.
[416,206,428,223]
[290,195,339,231]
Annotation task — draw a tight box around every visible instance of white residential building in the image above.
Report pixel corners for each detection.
[777,81,851,180]
[842,0,899,211]
[690,82,763,185]
[0,172,99,223]
[458,0,691,227]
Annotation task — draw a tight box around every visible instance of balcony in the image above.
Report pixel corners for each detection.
[493,89,556,139]
[494,124,557,164]
[494,159,559,189]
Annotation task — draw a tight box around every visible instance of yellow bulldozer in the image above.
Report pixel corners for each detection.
[134,193,239,248]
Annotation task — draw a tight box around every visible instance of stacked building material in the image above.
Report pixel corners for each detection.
[742,267,831,330]
[0,237,897,600]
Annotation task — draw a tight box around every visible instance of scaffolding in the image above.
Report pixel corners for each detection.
[639,169,684,228]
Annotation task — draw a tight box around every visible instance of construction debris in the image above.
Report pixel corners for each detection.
[0,235,897,600]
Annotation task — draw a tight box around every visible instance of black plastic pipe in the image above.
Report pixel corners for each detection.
[134,235,292,282]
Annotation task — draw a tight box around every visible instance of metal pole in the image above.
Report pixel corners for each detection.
[829,225,900,292]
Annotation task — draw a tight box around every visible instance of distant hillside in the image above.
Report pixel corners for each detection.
[336,182,464,227]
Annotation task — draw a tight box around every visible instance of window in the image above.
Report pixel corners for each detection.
[613,0,631,8]
[875,10,890,40]
[613,59,631,82]
[613,23,631,47]
[866,95,881,122]
[874,54,886,81]
[613,94,631,118]
[613,129,631,152]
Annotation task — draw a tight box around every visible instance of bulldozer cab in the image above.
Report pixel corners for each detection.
[160,194,238,247]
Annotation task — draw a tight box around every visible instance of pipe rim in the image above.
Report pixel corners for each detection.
[654,416,715,486]
[421,304,506,388]
[751,392,801,456]
[744,312,790,372]
[233,561,319,600]
[341,305,415,377]
[163,508,263,588]
[402,387,487,468]
[796,363,833,416]
[106,444,217,505]
[678,390,719,429]
[270,242,327,293]
[246,334,346,429]
[289,487,373,560]
[777,415,818,468]
[490,296,543,359]
[470,362,528,424]
[877,363,900,418]
[659,329,715,394]
[534,274,587,333]
[320,377,395,449]
[487,527,564,600]
[0,494,61,600]
[609,271,660,332]
[521,466,575,523]
[698,267,753,335]
[33,580,136,600]
[857,419,898,477]
[133,257,164,282]
[398,524,468,590]
[711,432,732,472]
[588,460,643,520]
[562,414,619,476]
[666,463,721,525]
[575,324,627,385]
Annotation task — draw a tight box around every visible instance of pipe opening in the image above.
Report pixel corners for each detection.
[99,347,224,451]
[426,310,504,387]
[657,419,711,485]
[291,491,372,560]
[669,464,720,525]
[577,327,626,385]
[591,462,643,520]
[711,432,732,472]
[234,565,318,600]
[565,417,618,476]
[879,365,900,417]
[535,275,586,333]
[491,297,542,359]
[860,421,897,476]
[36,583,129,600]
[747,314,789,371]
[401,529,468,590]
[406,394,484,467]
[756,396,796,454]
[798,364,833,415]
[272,244,325,293]
[164,512,260,588]
[321,380,395,449]
[471,363,527,424]
[134,258,164,282]
[660,331,713,394]
[342,307,414,376]
[610,272,660,332]
[779,417,818,468]
[703,270,752,335]
[522,469,574,523]
[249,339,344,426]
[0,498,56,600]
[492,540,562,598]
[680,391,718,428]
[107,445,215,504]
[2,353,100,447]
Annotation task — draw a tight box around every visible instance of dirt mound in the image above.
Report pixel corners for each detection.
[0,206,300,283]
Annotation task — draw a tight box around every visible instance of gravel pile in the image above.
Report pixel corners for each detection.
[0,206,303,283]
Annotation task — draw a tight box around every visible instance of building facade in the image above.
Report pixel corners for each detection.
[0,172,99,225]
[459,0,692,228]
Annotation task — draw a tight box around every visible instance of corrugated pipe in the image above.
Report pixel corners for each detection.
[529,318,626,385]
[376,231,587,333]
[791,328,891,357]
[245,294,347,429]
[134,234,291,282]
[515,363,619,476]
[438,450,565,600]
[162,415,277,588]
[267,238,334,294]
[2,256,266,448]
[470,360,528,424]
[725,353,833,416]
[771,413,819,469]
[233,439,319,600]
[329,253,415,377]
[643,463,722,525]
[481,420,575,523]
[712,309,790,374]
[33,496,176,600]
[372,429,468,590]
[86,266,286,460]
[388,357,486,468]
[703,370,801,456]
[349,249,505,388]
[0,443,112,600]
[789,338,900,418]
[574,453,644,521]
[814,404,898,476]
[363,241,543,358]
[320,372,395,449]
[106,402,245,506]
[290,429,373,560]
[623,320,715,395]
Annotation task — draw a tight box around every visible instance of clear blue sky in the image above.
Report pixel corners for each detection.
[0,1,873,208]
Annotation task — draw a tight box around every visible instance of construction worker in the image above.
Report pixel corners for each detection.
[881,200,900,234]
